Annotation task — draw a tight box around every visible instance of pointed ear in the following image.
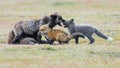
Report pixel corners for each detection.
[50,12,58,18]
[71,19,74,21]
[50,14,57,19]
[50,14,54,18]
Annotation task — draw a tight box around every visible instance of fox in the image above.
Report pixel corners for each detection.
[38,24,84,44]
[19,37,38,45]
[62,19,113,44]
[7,13,65,44]
[7,30,38,45]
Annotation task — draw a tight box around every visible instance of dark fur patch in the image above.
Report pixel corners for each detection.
[7,13,65,44]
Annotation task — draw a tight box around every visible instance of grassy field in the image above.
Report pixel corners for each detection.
[0,0,120,68]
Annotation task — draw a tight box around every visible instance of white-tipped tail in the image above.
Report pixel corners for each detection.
[107,37,113,41]
[84,36,88,39]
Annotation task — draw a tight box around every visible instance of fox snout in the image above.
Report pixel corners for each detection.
[38,31,47,35]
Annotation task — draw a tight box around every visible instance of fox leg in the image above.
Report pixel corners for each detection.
[12,26,23,43]
[37,32,49,44]
[58,41,65,44]
[12,35,22,43]
[36,34,42,42]
[87,36,95,44]
[12,31,23,43]
[75,37,79,44]
[58,41,62,44]
[49,40,54,45]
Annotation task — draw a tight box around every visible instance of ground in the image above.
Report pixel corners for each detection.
[0,0,120,68]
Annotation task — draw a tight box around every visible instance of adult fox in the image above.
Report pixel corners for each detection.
[7,30,38,45]
[38,24,85,44]
[7,13,65,44]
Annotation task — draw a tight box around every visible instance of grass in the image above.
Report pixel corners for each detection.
[0,44,120,68]
[0,0,120,68]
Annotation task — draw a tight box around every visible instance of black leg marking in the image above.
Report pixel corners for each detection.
[49,40,54,45]
[87,36,95,44]
[36,35,42,43]
[58,41,62,44]
[75,37,79,44]
[12,34,22,43]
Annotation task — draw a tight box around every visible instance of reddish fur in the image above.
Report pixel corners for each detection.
[47,29,69,41]
[39,25,71,44]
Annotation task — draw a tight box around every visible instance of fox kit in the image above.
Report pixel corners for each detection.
[63,19,113,44]
[7,13,65,44]
[38,25,84,44]
[19,37,38,45]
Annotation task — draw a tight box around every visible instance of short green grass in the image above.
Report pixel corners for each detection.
[0,0,120,68]
[0,44,120,68]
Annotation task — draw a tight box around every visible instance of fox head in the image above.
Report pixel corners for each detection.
[38,25,51,35]
[49,12,65,28]
[62,19,75,28]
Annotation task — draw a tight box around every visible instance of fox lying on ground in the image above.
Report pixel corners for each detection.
[38,24,84,44]
[62,19,113,44]
[19,37,38,45]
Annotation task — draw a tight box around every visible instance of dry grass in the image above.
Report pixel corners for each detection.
[0,0,120,68]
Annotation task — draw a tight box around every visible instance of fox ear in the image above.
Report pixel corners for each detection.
[50,14,55,18]
[71,19,74,21]
[50,12,58,18]
[50,14,57,19]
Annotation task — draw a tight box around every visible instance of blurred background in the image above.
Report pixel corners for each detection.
[0,0,120,43]
[0,1,120,68]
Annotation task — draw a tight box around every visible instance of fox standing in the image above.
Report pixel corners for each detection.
[63,19,113,44]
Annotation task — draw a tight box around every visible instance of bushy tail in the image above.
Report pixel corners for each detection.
[6,30,15,44]
[68,32,85,40]
[95,29,113,41]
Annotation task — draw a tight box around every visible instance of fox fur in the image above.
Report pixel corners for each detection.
[38,25,84,44]
[63,19,113,44]
[6,30,38,45]
[7,13,65,44]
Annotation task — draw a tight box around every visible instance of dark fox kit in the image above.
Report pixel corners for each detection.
[63,19,113,44]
